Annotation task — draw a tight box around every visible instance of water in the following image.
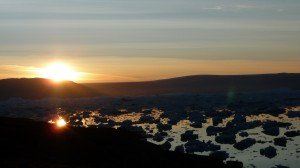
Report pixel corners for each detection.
[0,90,300,168]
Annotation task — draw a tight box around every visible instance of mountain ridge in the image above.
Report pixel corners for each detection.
[84,73,300,96]
[0,78,98,100]
[1,73,300,99]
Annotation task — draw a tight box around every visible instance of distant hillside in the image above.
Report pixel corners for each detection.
[84,73,300,96]
[0,78,98,100]
[1,74,300,99]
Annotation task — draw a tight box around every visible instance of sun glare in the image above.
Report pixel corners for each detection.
[56,118,67,127]
[39,63,78,82]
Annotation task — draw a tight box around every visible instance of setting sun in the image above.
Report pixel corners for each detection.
[39,63,78,82]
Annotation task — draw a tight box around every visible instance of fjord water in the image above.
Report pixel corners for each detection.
[0,90,299,168]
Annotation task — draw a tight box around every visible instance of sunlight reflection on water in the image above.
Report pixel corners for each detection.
[49,106,300,168]
[1,92,300,168]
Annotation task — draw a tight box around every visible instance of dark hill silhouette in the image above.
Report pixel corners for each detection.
[1,73,300,99]
[0,78,98,100]
[84,73,300,96]
[0,117,242,168]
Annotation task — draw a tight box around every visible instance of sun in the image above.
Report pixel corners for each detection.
[39,63,78,82]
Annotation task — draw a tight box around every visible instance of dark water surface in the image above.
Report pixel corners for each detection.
[1,90,299,168]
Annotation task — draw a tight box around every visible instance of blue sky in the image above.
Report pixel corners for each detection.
[0,0,300,82]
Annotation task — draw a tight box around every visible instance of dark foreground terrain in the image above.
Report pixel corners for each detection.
[0,117,242,168]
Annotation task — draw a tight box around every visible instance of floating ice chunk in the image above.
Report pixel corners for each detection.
[153,132,164,142]
[181,130,198,142]
[287,111,300,118]
[161,141,172,151]
[215,134,236,144]
[239,132,249,137]
[234,138,256,150]
[185,140,221,153]
[284,130,300,137]
[274,137,287,147]
[260,146,277,158]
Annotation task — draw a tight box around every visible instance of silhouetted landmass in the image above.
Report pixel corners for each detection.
[0,117,242,168]
[0,78,98,100]
[1,73,300,99]
[84,73,300,96]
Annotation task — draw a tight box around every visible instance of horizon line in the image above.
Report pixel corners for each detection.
[1,72,299,84]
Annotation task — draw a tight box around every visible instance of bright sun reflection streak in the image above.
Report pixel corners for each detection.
[56,118,67,127]
[39,63,78,82]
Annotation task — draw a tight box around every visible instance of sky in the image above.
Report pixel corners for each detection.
[0,0,300,82]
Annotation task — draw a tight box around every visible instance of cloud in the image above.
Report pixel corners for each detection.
[201,4,258,12]
[202,6,224,11]
[277,9,284,12]
[234,5,257,10]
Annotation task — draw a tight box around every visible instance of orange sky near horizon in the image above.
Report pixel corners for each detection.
[1,1,300,83]
[0,57,299,83]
